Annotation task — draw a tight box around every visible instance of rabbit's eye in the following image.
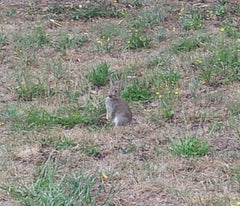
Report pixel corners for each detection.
[115,90,118,93]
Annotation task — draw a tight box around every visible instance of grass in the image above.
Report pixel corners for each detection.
[125,30,152,49]
[13,25,50,49]
[15,72,54,101]
[0,160,120,206]
[88,62,110,87]
[170,136,210,157]
[179,9,203,30]
[150,70,181,120]
[172,35,211,53]
[3,97,106,130]
[199,40,240,84]
[1,0,240,205]
[70,3,120,20]
[56,33,88,52]
[0,30,8,46]
[121,79,152,102]
[41,135,77,150]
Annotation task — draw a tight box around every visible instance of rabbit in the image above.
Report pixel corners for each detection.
[105,78,132,126]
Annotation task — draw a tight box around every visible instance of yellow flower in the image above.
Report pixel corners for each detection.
[220,27,225,32]
[102,173,108,180]
[178,8,184,16]
[172,27,176,32]
[97,40,103,45]
[0,122,5,126]
[175,88,179,95]
[156,92,160,95]
[200,197,204,201]
[237,201,240,205]
[121,10,126,15]
[196,59,202,64]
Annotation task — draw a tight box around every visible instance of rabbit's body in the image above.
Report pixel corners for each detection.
[106,79,132,126]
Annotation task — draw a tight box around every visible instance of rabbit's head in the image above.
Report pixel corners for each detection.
[108,78,124,99]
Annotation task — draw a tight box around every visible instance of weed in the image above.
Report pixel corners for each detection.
[79,96,107,129]
[215,1,228,19]
[228,102,240,116]
[0,160,119,205]
[83,145,101,156]
[56,33,88,52]
[15,73,54,101]
[42,135,77,150]
[126,0,145,8]
[8,96,107,130]
[151,71,181,120]
[88,62,110,87]
[0,30,8,46]
[47,5,66,14]
[211,197,231,206]
[45,61,69,79]
[13,25,50,49]
[6,8,17,17]
[200,68,213,84]
[172,35,211,53]
[95,38,115,53]
[199,42,240,84]
[95,22,120,40]
[57,113,90,128]
[70,4,120,20]
[170,136,210,157]
[189,77,201,99]
[179,9,203,30]
[125,30,152,49]
[8,107,86,130]
[221,24,239,39]
[121,79,152,102]
[156,26,166,40]
[117,144,137,154]
[23,109,58,129]
[130,6,167,29]
[231,165,240,186]
[0,104,22,124]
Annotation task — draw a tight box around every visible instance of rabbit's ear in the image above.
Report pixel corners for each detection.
[119,79,124,90]
[109,77,114,87]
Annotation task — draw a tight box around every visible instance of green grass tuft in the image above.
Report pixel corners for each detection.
[172,35,211,53]
[70,4,120,20]
[170,136,210,157]
[121,80,152,102]
[88,62,110,87]
[56,33,88,52]
[125,30,152,49]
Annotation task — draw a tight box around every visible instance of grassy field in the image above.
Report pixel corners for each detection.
[0,0,240,205]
